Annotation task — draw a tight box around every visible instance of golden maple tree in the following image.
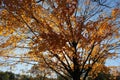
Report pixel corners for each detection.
[0,0,120,80]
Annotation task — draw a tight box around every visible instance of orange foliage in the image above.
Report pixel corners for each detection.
[0,0,120,80]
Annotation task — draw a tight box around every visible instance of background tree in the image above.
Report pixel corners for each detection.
[0,71,16,80]
[29,64,50,80]
[88,65,114,80]
[0,0,120,80]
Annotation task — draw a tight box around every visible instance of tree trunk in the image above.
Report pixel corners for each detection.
[72,41,80,80]
[72,61,81,80]
[72,69,81,80]
[73,74,80,80]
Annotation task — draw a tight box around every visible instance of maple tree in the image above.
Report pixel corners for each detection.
[0,0,120,80]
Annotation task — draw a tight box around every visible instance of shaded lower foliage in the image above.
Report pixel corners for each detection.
[0,71,16,80]
[94,72,114,80]
[88,72,114,80]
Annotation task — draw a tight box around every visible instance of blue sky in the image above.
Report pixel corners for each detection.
[106,58,120,66]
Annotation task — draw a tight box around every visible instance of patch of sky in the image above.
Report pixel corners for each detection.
[106,58,120,66]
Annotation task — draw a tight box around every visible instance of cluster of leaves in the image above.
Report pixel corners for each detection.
[0,0,120,80]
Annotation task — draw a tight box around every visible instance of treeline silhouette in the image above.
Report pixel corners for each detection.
[0,71,65,80]
[0,71,120,80]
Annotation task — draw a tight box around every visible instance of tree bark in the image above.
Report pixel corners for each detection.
[72,41,81,80]
[73,77,80,80]
[72,56,81,80]
[73,73,80,80]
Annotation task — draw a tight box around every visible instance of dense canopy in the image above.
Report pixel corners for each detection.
[0,0,120,80]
